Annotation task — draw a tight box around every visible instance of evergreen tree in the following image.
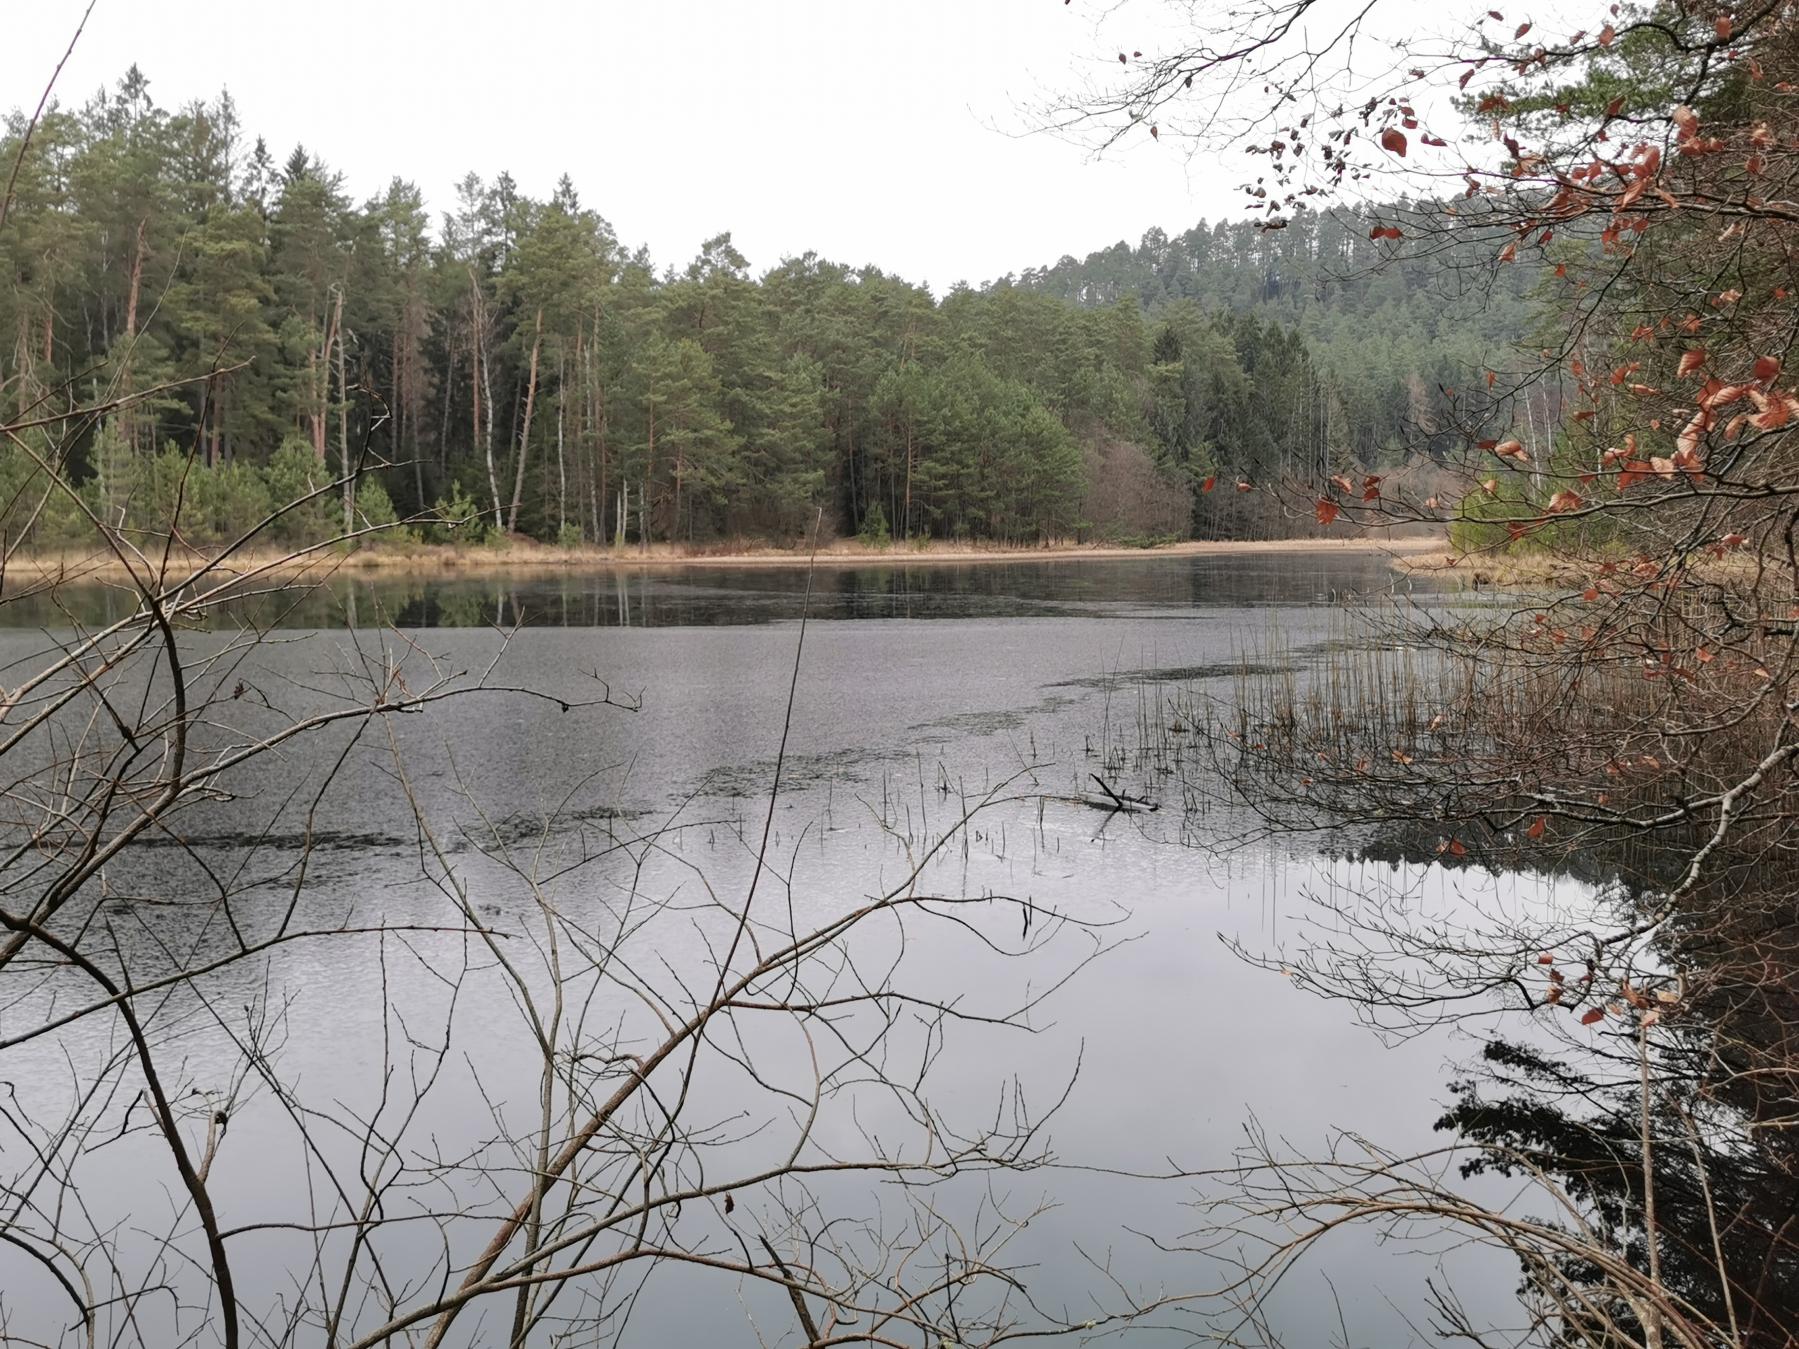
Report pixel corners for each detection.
[0,66,1532,551]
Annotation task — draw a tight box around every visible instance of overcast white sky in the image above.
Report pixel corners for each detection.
[4,0,1487,288]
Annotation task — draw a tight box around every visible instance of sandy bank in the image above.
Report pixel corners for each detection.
[9,532,1449,585]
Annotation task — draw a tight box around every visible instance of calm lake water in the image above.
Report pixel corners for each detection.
[0,555,1568,1346]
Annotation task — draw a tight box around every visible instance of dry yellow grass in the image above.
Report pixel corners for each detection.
[9,530,1449,584]
[1395,544,1779,589]
[1393,549,1586,588]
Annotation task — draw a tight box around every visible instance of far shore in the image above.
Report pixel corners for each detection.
[9,532,1450,585]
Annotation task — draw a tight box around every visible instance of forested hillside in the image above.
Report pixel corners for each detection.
[1002,209,1542,467]
[2,70,1535,550]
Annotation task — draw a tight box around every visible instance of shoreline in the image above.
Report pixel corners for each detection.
[10,533,1449,584]
[1393,544,1777,590]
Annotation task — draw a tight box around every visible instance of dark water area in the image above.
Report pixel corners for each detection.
[1,550,1437,631]
[0,554,1554,1347]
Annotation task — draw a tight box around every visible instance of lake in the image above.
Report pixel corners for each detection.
[0,554,1567,1347]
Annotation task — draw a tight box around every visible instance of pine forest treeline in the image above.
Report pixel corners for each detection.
[2,69,1532,550]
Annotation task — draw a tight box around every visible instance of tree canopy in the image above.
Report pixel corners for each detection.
[1,69,1530,551]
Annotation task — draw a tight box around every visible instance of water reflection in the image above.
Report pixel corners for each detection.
[0,552,1437,630]
[0,553,1512,1349]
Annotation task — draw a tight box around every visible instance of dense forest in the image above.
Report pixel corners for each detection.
[1005,211,1540,467]
[1,70,1535,549]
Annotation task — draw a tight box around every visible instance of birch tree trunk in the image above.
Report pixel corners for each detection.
[121,218,147,452]
[334,288,351,535]
[470,268,503,529]
[644,396,656,548]
[589,315,610,547]
[555,350,567,537]
[507,307,543,535]
[312,297,341,463]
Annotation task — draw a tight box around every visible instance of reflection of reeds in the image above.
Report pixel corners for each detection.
[1110,597,1799,1349]
[1103,596,1799,897]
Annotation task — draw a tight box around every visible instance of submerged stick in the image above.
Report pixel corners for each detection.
[1086,774,1157,812]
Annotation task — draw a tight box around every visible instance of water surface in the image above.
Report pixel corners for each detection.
[0,553,1549,1347]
